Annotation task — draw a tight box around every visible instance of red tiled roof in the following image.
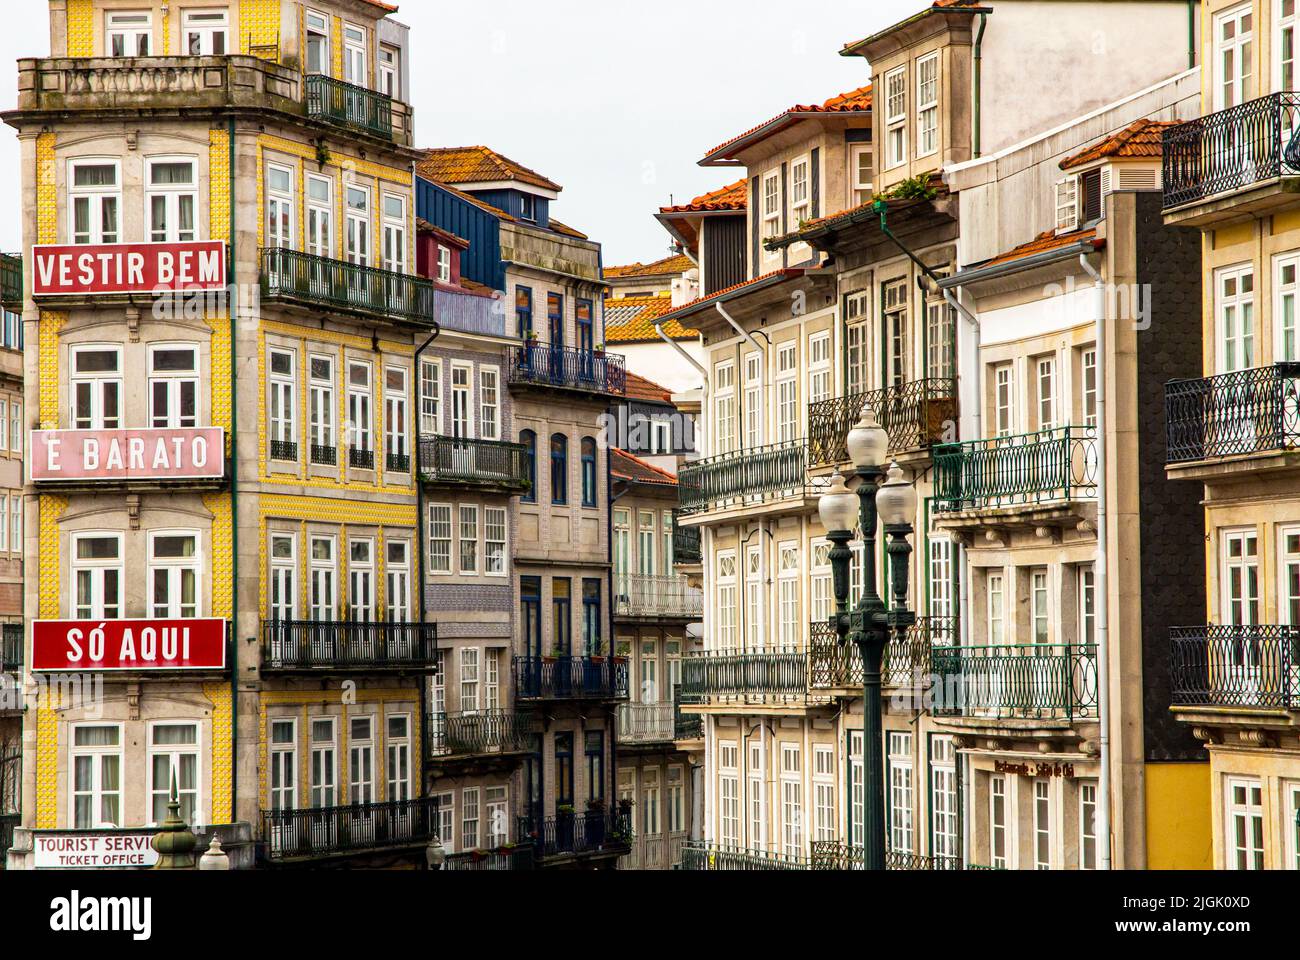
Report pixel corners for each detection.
[416,219,469,249]
[660,180,748,215]
[1059,119,1175,170]
[547,218,588,240]
[362,0,399,11]
[605,293,699,342]
[983,227,1102,268]
[624,372,674,404]
[417,146,561,192]
[701,85,873,164]
[612,448,678,486]
[654,269,808,325]
[606,254,694,279]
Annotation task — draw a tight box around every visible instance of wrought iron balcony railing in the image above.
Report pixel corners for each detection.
[0,253,21,310]
[932,643,1099,721]
[513,656,630,701]
[261,796,440,861]
[386,450,411,473]
[0,814,17,869]
[304,74,393,140]
[261,247,435,326]
[1162,92,1300,209]
[808,617,957,690]
[614,574,703,620]
[672,515,702,565]
[1166,363,1300,463]
[418,435,531,491]
[933,426,1098,512]
[310,443,338,467]
[1,624,21,671]
[678,439,810,515]
[679,649,808,703]
[679,841,808,870]
[617,701,676,745]
[506,344,627,396]
[270,439,299,462]
[810,841,963,871]
[809,379,958,467]
[1171,624,1300,709]
[443,845,536,871]
[426,710,537,758]
[673,688,703,740]
[680,840,972,871]
[517,811,633,859]
[261,621,438,672]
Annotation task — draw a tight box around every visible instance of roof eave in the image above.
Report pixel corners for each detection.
[936,238,1105,290]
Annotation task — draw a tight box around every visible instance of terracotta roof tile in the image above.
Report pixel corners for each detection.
[547,218,588,240]
[605,254,694,279]
[417,146,562,192]
[1059,119,1175,170]
[624,371,674,404]
[605,293,699,342]
[653,269,808,326]
[611,448,679,486]
[660,179,749,215]
[702,85,873,163]
[983,227,1101,267]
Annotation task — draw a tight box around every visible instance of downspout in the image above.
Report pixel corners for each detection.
[655,322,708,389]
[413,324,441,794]
[1079,252,1111,871]
[227,115,238,824]
[1188,0,1197,70]
[715,302,764,354]
[973,13,988,159]
[608,458,627,808]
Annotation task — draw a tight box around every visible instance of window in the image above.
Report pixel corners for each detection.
[485,785,508,847]
[851,146,874,205]
[809,332,832,406]
[778,544,800,651]
[993,364,1014,437]
[884,280,909,390]
[149,532,199,619]
[929,537,954,620]
[270,534,296,622]
[791,156,810,221]
[916,53,939,157]
[846,291,870,394]
[717,552,737,653]
[147,158,197,243]
[582,579,601,655]
[780,743,802,857]
[0,400,10,453]
[662,511,674,575]
[1214,4,1254,110]
[776,342,798,443]
[743,352,762,449]
[184,8,228,54]
[346,186,370,266]
[458,505,479,575]
[148,724,199,826]
[1223,529,1260,626]
[1031,568,1050,643]
[550,434,568,505]
[385,540,411,623]
[552,578,572,656]
[762,172,781,242]
[1226,778,1264,869]
[719,742,739,847]
[990,775,1008,869]
[668,765,685,834]
[585,731,605,803]
[1281,0,1298,91]
[485,508,507,577]
[581,438,598,507]
[308,355,336,463]
[927,296,956,380]
[71,725,122,829]
[643,767,661,836]
[613,509,630,577]
[638,511,657,576]
[744,545,762,650]
[306,174,333,258]
[8,401,19,459]
[349,539,375,622]
[346,361,373,465]
[69,159,120,245]
[814,745,835,843]
[714,361,736,454]
[310,718,337,809]
[1080,168,1104,224]
[434,790,454,851]
[0,495,8,552]
[149,345,198,429]
[577,299,594,355]
[71,345,122,430]
[459,647,480,713]
[521,193,538,222]
[343,23,368,85]
[269,719,297,815]
[385,367,409,470]
[888,732,914,854]
[521,577,542,659]
[748,742,765,848]
[1034,780,1052,869]
[107,11,151,56]
[305,11,330,75]
[419,359,441,438]
[849,731,864,846]
[428,504,452,574]
[379,43,400,98]
[269,349,297,457]
[931,737,959,862]
[455,786,479,852]
[520,430,537,503]
[554,732,574,806]
[810,540,832,624]
[987,570,1005,645]
[885,67,907,168]
[387,715,411,802]
[1080,781,1098,870]
[266,163,294,249]
[448,363,472,440]
[73,533,123,620]
[309,536,336,621]
[1055,177,1079,233]
[1081,348,1098,427]
[480,367,500,441]
[1280,254,1300,363]
[382,194,407,274]
[516,286,533,338]
[547,293,564,347]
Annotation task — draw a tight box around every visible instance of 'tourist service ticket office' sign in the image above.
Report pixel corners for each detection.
[33,832,160,869]
[32,619,228,672]
[29,427,226,482]
[30,240,227,295]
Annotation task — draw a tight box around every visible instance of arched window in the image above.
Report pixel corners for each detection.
[581,437,598,508]
[550,434,568,505]
[520,430,537,503]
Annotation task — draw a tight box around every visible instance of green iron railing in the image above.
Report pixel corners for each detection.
[933,643,1099,720]
[679,649,809,703]
[809,378,957,467]
[673,685,703,740]
[260,247,435,326]
[933,426,1098,512]
[681,841,968,871]
[304,74,393,139]
[678,439,809,515]
[809,617,957,690]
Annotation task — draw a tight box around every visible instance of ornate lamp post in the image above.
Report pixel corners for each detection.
[819,411,918,871]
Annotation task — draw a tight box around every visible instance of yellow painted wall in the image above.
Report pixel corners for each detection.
[1145,762,1213,870]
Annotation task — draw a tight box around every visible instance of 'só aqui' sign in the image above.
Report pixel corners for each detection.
[31,619,228,672]
[31,240,227,295]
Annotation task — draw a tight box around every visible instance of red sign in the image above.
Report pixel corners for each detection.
[30,428,226,482]
[32,619,227,672]
[31,241,227,295]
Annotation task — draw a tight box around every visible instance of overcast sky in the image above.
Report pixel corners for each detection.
[0,0,922,264]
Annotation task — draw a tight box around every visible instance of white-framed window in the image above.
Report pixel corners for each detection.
[485,784,508,847]
[638,510,656,576]
[1031,568,1050,644]
[714,361,736,454]
[1080,780,1098,870]
[147,723,199,826]
[931,737,959,862]
[308,354,336,453]
[71,724,123,829]
[1222,528,1260,626]
[643,767,661,837]
[742,352,762,449]
[993,363,1014,437]
[885,67,907,169]
[107,10,152,56]
[69,158,120,245]
[269,348,297,454]
[484,650,501,709]
[459,646,480,713]
[1280,0,1298,91]
[1226,777,1264,869]
[428,504,452,574]
[270,533,297,622]
[436,245,452,284]
[146,157,197,243]
[780,743,802,858]
[1055,177,1079,234]
[485,508,507,577]
[717,552,737,653]
[990,774,1008,869]
[343,22,368,86]
[1081,347,1098,427]
[662,511,673,576]
[1034,779,1052,869]
[1217,263,1255,374]
[987,570,1005,645]
[1035,356,1056,431]
[433,790,454,851]
[305,10,331,75]
[459,505,479,575]
[809,332,832,406]
[309,536,337,621]
[791,155,811,221]
[149,344,199,429]
[306,173,333,258]
[929,536,954,620]
[814,744,835,843]
[149,531,200,619]
[1277,252,1300,362]
[385,367,409,467]
[1214,4,1254,111]
[348,716,374,806]
[387,715,411,802]
[269,718,297,813]
[379,43,400,99]
[1280,527,1300,626]
[266,163,295,250]
[667,765,685,835]
[7,400,18,458]
[719,741,739,847]
[310,718,338,809]
[480,367,500,441]
[420,359,441,437]
[386,540,411,623]
[613,508,630,578]
[916,52,939,157]
[348,538,375,622]
[382,194,407,274]
[744,544,763,651]
[884,279,909,389]
[846,291,870,394]
[1079,564,1097,645]
[778,543,800,652]
[0,495,8,552]
[762,171,781,242]
[347,361,373,458]
[73,532,123,620]
[810,540,832,624]
[927,296,956,380]
[849,731,864,846]
[747,741,765,849]
[776,342,798,443]
[850,145,874,205]
[13,493,23,555]
[71,345,122,430]
[346,185,370,266]
[1286,781,1300,870]
[888,732,914,855]
[450,363,472,439]
[183,8,229,55]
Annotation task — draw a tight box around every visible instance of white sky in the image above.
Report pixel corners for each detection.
[0,0,923,263]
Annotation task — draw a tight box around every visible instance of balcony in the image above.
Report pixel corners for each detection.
[673,689,703,741]
[679,649,809,704]
[933,427,1098,526]
[310,444,339,467]
[679,841,971,871]
[617,701,676,745]
[444,845,536,871]
[0,253,20,310]
[417,435,531,492]
[261,797,440,862]
[809,379,958,467]
[349,447,375,470]
[260,621,438,673]
[1,624,21,672]
[810,841,963,871]
[1162,92,1300,223]
[1166,364,1300,471]
[513,656,630,702]
[1171,625,1300,709]
[678,439,812,517]
[672,517,701,566]
[614,574,703,620]
[932,644,1099,721]
[426,710,537,759]
[808,617,957,692]
[506,344,627,397]
[517,811,633,862]
[260,247,435,327]
[304,74,393,140]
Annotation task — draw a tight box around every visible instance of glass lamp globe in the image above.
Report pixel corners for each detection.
[877,461,918,527]
[847,410,889,470]
[819,473,860,534]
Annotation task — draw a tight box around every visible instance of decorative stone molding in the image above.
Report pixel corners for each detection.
[1192,726,1221,745]
[1238,729,1276,748]
[1035,525,1061,544]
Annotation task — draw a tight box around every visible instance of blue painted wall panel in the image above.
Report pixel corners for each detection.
[415,176,506,292]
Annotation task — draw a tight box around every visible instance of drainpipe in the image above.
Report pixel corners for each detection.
[715,302,764,354]
[973,13,988,158]
[1188,1,1197,70]
[608,459,628,807]
[655,321,708,390]
[1079,252,1111,871]
[227,116,238,825]
[413,325,441,793]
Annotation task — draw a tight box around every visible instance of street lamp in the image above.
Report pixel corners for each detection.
[819,411,917,871]
[426,835,446,871]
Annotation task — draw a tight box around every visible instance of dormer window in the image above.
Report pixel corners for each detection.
[885,67,907,169]
[1055,177,1079,233]
[521,194,537,222]
[1055,168,1104,232]
[437,246,451,284]
[107,12,151,57]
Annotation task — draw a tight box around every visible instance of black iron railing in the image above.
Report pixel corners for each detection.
[679,841,807,870]
[673,685,703,740]
[809,379,958,467]
[310,444,338,467]
[261,247,435,325]
[808,617,957,690]
[614,574,704,619]
[1171,624,1300,708]
[517,811,633,859]
[386,450,410,473]
[678,439,809,515]
[426,710,537,757]
[349,447,375,470]
[444,845,536,871]
[0,814,17,869]
[270,439,298,462]
[932,643,1099,720]
[1166,363,1300,463]
[1,624,20,671]
[418,435,531,490]
[810,841,963,871]
[681,840,969,871]
[262,796,439,861]
[679,649,808,702]
[672,515,701,565]
[513,656,630,701]
[0,253,21,310]
[506,344,627,396]
[933,426,1098,512]
[304,74,394,139]
[261,621,438,671]
[1163,92,1300,209]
